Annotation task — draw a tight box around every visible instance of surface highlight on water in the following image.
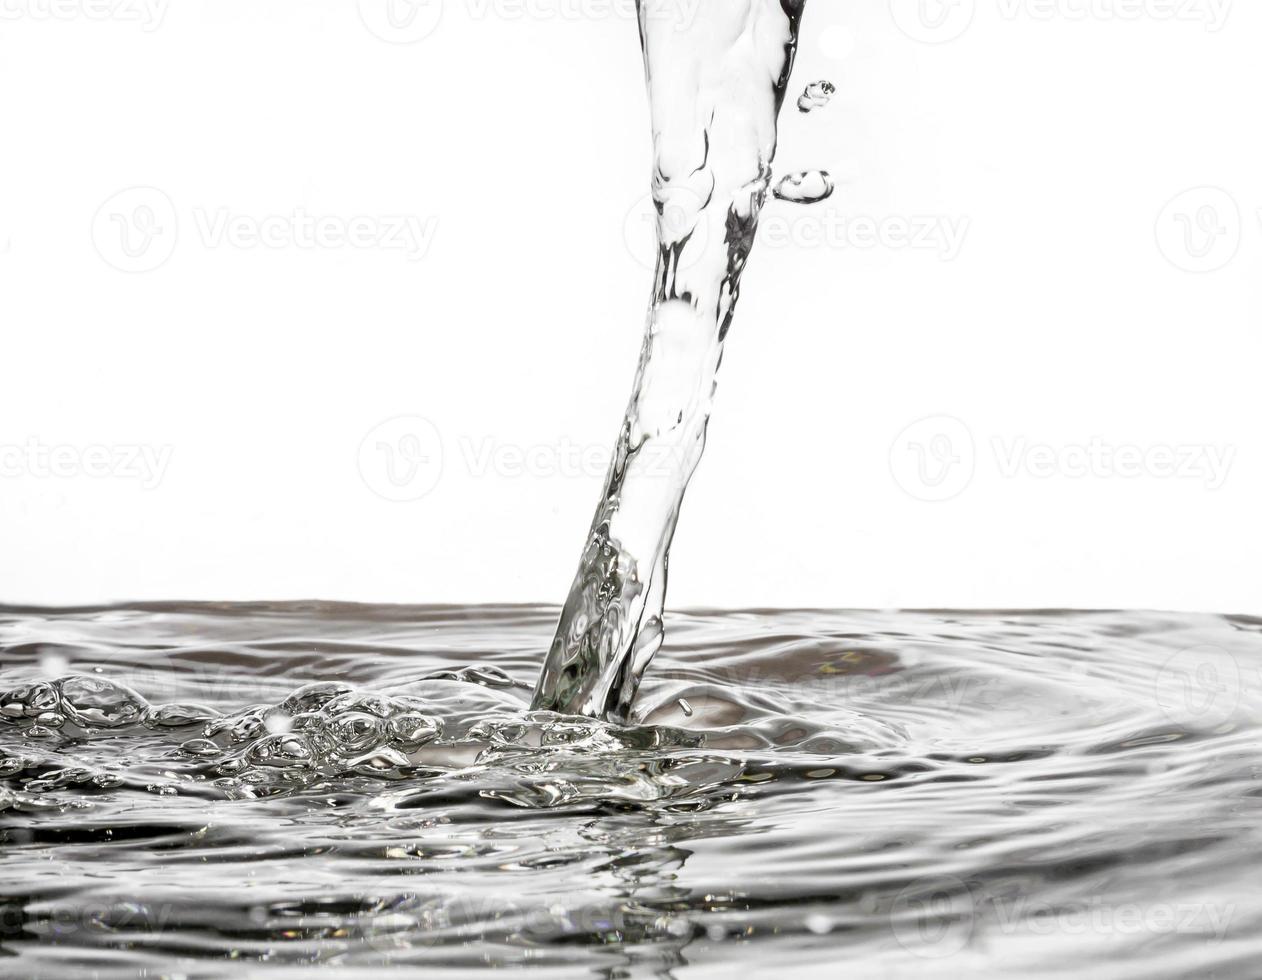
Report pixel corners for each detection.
[3,603,1261,977]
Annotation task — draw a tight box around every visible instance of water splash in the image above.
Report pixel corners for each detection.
[773,169,835,204]
[796,79,835,113]
[3,604,1261,975]
[533,0,807,721]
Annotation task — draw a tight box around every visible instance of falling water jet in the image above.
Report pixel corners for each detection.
[532,0,807,721]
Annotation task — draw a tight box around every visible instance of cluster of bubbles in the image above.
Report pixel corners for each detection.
[0,669,712,809]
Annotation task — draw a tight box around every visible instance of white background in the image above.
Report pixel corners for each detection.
[1,0,1258,612]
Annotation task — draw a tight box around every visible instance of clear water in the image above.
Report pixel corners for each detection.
[535,0,810,720]
[797,80,836,114]
[4,603,1262,977]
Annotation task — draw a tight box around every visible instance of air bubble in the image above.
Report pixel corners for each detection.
[57,676,147,729]
[180,738,224,758]
[143,702,221,729]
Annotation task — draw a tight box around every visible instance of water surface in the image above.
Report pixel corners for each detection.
[3,603,1260,977]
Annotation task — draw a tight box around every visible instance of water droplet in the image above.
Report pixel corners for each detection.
[678,698,694,717]
[92,773,124,789]
[773,171,834,205]
[146,783,178,796]
[24,725,56,740]
[797,80,835,113]
[35,711,65,729]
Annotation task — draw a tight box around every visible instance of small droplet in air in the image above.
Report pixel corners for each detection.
[678,698,694,717]
[797,80,835,113]
[773,171,834,205]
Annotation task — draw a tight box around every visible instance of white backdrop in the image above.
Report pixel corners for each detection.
[1,0,1258,612]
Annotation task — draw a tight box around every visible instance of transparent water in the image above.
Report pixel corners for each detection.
[6,4,1257,978]
[4,603,1262,977]
[535,0,812,720]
